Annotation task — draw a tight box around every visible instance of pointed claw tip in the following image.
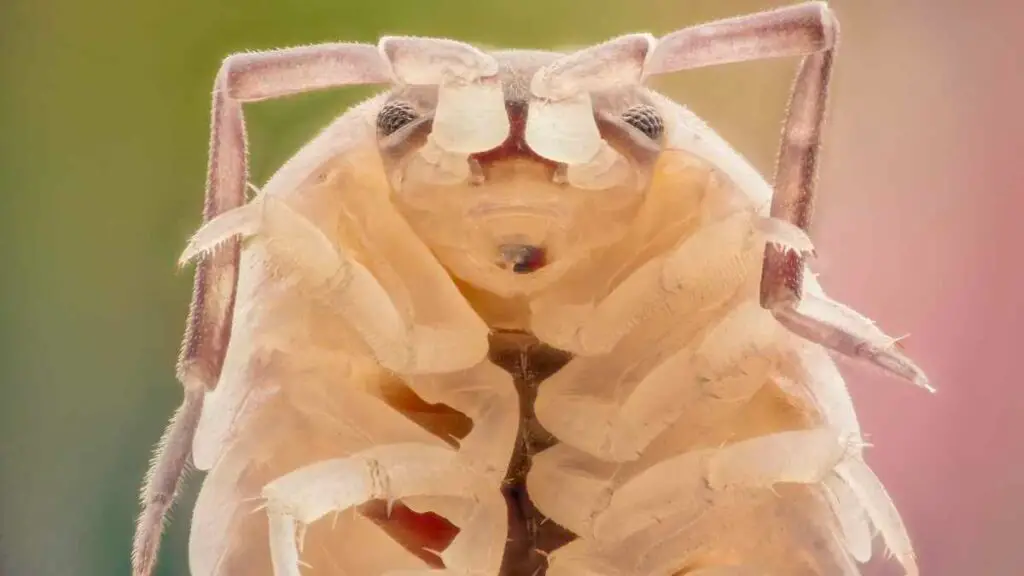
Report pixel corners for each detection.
[176,252,196,269]
[903,364,934,393]
[177,240,213,269]
[892,366,933,393]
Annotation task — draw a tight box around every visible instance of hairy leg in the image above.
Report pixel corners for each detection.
[642,2,936,389]
[132,386,204,576]
[645,2,837,74]
[535,2,928,388]
[758,31,931,388]
[132,43,390,576]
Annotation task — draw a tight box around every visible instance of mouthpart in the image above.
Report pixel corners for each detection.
[497,243,547,274]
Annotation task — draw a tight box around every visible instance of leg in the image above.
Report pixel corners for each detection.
[131,386,203,576]
[530,210,758,356]
[649,2,930,389]
[178,192,491,376]
[178,42,389,393]
[590,427,853,543]
[132,43,390,576]
[835,458,918,575]
[645,2,837,75]
[756,24,930,389]
[261,445,506,575]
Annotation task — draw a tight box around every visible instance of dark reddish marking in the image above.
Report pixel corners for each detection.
[498,243,548,274]
[761,247,804,306]
[512,245,546,274]
[360,501,460,568]
[761,50,833,310]
[470,100,559,170]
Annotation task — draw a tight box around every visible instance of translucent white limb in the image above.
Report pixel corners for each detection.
[836,458,918,576]
[401,361,520,483]
[526,34,653,164]
[705,428,857,491]
[531,430,850,546]
[548,495,848,576]
[592,427,855,543]
[180,194,489,375]
[266,509,302,576]
[784,338,863,439]
[530,210,756,355]
[535,301,783,462]
[262,444,504,576]
[533,344,700,462]
[529,255,661,355]
[526,443,618,537]
[687,300,784,401]
[380,36,509,155]
[822,472,872,563]
[432,78,509,155]
[524,94,602,165]
[774,288,934,392]
[537,442,862,573]
[426,489,507,575]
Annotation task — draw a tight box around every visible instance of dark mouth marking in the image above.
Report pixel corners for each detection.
[500,243,548,274]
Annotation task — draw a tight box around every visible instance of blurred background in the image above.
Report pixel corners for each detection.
[1,0,1020,574]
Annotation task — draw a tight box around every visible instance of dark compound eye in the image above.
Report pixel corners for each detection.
[377,100,419,136]
[621,104,664,140]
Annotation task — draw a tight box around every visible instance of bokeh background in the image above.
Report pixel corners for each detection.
[1,0,1020,574]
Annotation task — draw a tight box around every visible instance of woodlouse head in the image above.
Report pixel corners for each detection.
[373,38,666,294]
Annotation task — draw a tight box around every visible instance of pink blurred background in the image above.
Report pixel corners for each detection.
[787,0,1024,573]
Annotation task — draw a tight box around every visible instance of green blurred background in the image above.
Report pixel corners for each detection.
[2,0,1021,575]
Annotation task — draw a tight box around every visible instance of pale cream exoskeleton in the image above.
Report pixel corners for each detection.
[132,3,931,576]
[375,36,662,297]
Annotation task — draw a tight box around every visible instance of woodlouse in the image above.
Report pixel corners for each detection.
[132,3,931,575]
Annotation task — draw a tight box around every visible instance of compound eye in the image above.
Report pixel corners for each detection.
[621,104,664,140]
[377,100,419,136]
